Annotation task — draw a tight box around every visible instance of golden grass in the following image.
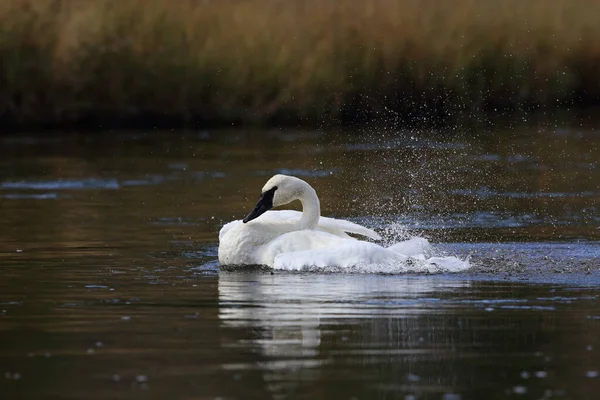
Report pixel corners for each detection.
[1,0,600,128]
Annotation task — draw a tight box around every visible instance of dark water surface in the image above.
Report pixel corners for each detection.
[1,128,599,399]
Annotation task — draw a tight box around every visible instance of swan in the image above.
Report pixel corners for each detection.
[218,174,469,272]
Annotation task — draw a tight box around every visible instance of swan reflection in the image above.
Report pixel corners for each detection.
[218,272,471,361]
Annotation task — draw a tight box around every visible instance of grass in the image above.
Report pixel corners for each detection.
[1,0,600,129]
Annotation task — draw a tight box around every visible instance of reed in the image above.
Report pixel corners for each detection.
[1,0,599,129]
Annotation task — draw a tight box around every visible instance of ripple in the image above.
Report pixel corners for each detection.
[1,178,120,190]
[152,217,204,226]
[121,175,167,186]
[0,175,182,191]
[0,193,62,199]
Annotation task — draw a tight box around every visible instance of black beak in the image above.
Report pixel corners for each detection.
[243,186,277,223]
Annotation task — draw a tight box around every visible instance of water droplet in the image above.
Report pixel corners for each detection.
[513,386,527,394]
[586,370,598,378]
[442,393,461,400]
[535,371,547,378]
[121,316,131,321]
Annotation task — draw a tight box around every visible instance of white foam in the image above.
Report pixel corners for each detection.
[272,236,469,274]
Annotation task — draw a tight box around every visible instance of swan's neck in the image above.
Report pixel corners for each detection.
[298,186,320,230]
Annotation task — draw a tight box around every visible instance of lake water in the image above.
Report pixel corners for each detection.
[1,127,599,399]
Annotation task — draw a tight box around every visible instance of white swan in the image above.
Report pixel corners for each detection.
[218,174,469,272]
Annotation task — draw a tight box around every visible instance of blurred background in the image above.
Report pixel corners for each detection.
[1,0,600,130]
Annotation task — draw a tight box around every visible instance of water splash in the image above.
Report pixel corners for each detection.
[256,168,336,178]
[379,221,415,247]
[267,226,469,274]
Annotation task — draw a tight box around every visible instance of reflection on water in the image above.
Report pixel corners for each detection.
[1,127,600,399]
[218,273,471,362]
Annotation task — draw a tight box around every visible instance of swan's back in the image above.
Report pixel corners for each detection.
[249,210,381,240]
[218,210,380,265]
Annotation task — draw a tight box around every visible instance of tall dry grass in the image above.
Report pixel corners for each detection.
[1,0,600,128]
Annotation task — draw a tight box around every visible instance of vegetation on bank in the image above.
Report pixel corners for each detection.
[1,0,600,129]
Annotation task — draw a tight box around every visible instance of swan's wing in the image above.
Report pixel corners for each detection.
[220,211,380,241]
[273,240,405,270]
[258,229,347,266]
[317,216,382,240]
[260,210,381,240]
[219,220,243,240]
[219,211,299,240]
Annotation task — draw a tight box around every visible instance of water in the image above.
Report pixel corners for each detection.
[1,127,599,399]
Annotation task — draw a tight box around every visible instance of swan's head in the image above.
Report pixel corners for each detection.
[243,174,311,223]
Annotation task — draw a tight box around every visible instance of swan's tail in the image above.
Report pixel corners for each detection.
[319,216,382,240]
[341,222,382,240]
